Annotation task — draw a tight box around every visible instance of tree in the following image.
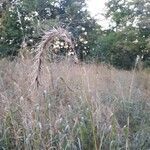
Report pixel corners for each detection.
[102,0,150,69]
[0,0,58,57]
[0,0,98,60]
[54,0,99,60]
[0,0,23,56]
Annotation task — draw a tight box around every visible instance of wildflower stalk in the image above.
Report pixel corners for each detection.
[128,55,140,101]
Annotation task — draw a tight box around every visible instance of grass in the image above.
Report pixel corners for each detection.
[0,57,150,150]
[0,28,150,149]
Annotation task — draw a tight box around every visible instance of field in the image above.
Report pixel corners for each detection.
[0,58,150,150]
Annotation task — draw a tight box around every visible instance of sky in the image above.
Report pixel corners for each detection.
[86,0,110,28]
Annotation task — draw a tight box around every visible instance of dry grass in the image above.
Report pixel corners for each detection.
[0,56,150,149]
[31,27,76,88]
[0,28,150,149]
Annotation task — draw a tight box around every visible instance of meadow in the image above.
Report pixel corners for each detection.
[0,0,150,149]
[0,57,150,150]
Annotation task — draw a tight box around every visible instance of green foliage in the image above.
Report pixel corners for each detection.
[0,0,98,61]
[103,0,150,69]
[0,0,149,69]
[0,0,58,57]
[0,3,23,56]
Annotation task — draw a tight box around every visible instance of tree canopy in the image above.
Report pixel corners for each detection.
[0,0,149,69]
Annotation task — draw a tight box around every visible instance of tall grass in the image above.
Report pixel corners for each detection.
[0,27,149,150]
[0,57,150,149]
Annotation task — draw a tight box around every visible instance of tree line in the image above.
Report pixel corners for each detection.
[0,0,150,69]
